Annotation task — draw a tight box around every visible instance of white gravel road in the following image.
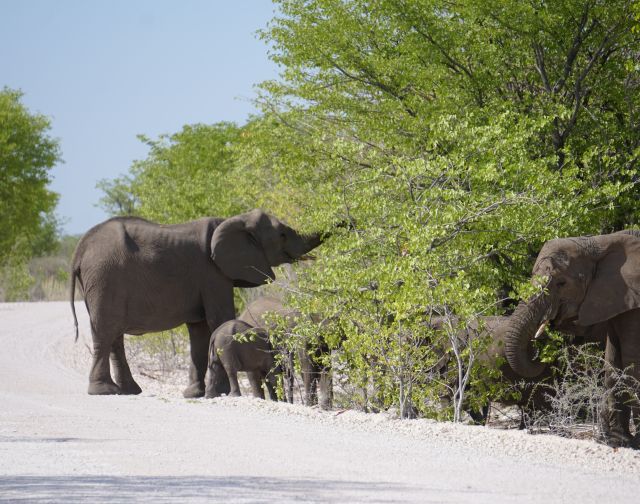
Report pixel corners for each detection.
[1,302,639,503]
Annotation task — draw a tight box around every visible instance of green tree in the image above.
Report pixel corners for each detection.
[0,88,61,300]
[125,122,246,222]
[248,0,640,417]
[0,87,61,260]
[96,175,138,216]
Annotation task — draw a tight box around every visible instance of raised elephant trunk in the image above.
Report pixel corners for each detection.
[302,231,324,254]
[298,219,352,259]
[503,293,551,378]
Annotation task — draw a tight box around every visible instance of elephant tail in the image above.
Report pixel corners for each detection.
[208,333,219,367]
[70,267,80,343]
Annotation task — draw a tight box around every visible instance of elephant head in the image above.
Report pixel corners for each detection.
[502,232,640,378]
[210,209,324,288]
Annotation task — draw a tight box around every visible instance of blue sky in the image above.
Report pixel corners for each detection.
[1,1,279,234]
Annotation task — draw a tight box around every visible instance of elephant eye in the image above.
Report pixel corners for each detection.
[280,232,287,240]
[556,280,566,287]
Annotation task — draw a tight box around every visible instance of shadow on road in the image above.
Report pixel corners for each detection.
[0,475,428,503]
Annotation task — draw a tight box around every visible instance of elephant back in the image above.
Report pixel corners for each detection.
[238,296,301,330]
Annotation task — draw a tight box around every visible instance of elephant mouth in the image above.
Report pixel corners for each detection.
[534,300,568,337]
[550,302,579,328]
[283,250,316,262]
[550,315,578,331]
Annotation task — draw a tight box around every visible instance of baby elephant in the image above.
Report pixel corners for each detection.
[205,320,282,400]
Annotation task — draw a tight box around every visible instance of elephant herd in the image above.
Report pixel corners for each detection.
[70,210,640,449]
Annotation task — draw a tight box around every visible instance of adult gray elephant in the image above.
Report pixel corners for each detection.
[497,231,640,447]
[238,296,334,409]
[70,209,324,398]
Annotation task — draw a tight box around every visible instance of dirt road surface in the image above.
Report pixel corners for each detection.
[1,302,639,503]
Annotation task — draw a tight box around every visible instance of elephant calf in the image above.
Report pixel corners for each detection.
[205,320,282,400]
[239,296,334,409]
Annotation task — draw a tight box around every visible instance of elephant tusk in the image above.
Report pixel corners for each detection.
[534,320,549,340]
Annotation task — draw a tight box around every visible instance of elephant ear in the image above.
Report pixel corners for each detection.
[210,215,275,287]
[578,236,640,326]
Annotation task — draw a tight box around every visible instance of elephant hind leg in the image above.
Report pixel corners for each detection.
[205,360,228,398]
[88,329,121,395]
[227,369,242,397]
[110,335,141,395]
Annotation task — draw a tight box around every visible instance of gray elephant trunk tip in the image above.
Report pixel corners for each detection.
[304,231,325,249]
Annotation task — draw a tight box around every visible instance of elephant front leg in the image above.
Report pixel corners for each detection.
[248,371,265,399]
[110,335,142,395]
[603,382,633,448]
[184,321,212,398]
[602,333,634,447]
[228,369,242,397]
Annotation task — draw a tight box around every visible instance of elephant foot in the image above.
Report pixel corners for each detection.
[88,381,121,395]
[229,390,242,397]
[204,387,220,399]
[183,382,205,398]
[117,380,142,395]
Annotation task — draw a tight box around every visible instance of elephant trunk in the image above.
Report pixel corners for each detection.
[303,231,324,250]
[299,219,354,258]
[502,293,551,378]
[296,231,325,260]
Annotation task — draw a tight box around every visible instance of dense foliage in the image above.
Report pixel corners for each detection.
[0,88,61,300]
[98,123,243,221]
[104,0,640,418]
